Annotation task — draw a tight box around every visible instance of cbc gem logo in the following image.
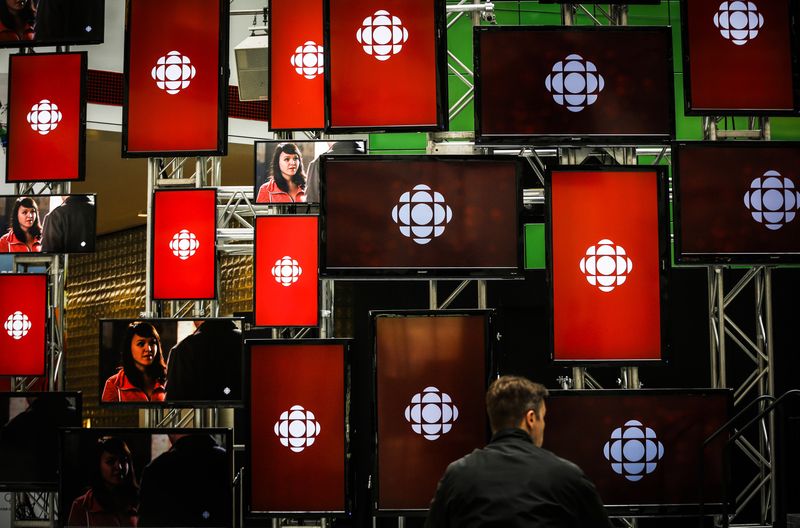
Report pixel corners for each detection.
[27,99,62,135]
[404,386,459,441]
[271,256,302,287]
[743,171,800,231]
[151,51,197,95]
[356,10,408,61]
[713,1,764,46]
[291,41,324,79]
[545,54,605,113]
[4,311,32,340]
[391,184,453,245]
[603,420,665,482]
[579,239,633,293]
[169,229,200,260]
[274,405,321,453]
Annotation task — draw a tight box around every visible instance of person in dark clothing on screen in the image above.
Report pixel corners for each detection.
[40,195,95,253]
[304,140,365,203]
[425,375,611,528]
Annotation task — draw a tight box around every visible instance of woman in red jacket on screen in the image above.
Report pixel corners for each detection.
[256,142,307,203]
[0,0,35,41]
[102,322,167,403]
[0,197,43,253]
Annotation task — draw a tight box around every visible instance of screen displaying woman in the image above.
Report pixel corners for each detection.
[102,322,167,403]
[0,197,42,252]
[255,142,307,203]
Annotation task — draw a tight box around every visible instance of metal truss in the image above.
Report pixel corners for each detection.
[561,3,629,26]
[8,491,56,527]
[703,116,770,141]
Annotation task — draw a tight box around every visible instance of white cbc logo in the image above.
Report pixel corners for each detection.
[580,239,633,293]
[744,171,800,230]
[169,229,199,260]
[151,51,197,95]
[274,405,321,453]
[27,99,62,135]
[391,184,453,245]
[291,41,324,79]
[603,420,665,482]
[356,10,408,61]
[714,1,764,45]
[271,256,302,287]
[404,386,459,441]
[545,54,605,113]
[4,311,31,340]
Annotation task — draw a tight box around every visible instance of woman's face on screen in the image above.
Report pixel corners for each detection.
[130,334,156,368]
[16,205,36,232]
[6,0,26,13]
[99,451,129,487]
[278,152,300,180]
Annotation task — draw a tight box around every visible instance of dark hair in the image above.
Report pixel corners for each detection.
[9,197,42,242]
[89,437,139,512]
[120,322,167,389]
[0,0,35,37]
[269,142,306,193]
[486,376,549,433]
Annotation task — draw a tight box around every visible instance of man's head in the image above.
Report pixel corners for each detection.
[486,376,549,447]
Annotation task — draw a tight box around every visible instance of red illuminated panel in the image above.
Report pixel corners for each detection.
[0,274,47,376]
[123,0,227,156]
[254,216,319,327]
[549,169,667,362]
[152,190,217,300]
[326,0,445,130]
[270,0,324,130]
[682,0,794,113]
[7,53,86,182]
[375,312,488,511]
[248,341,346,513]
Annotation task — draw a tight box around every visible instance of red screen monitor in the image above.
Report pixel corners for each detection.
[674,141,800,264]
[547,168,669,363]
[321,155,522,278]
[152,189,217,300]
[324,0,447,132]
[681,0,795,115]
[269,0,324,130]
[0,0,104,48]
[123,0,228,157]
[373,310,491,512]
[246,340,348,515]
[544,390,731,515]
[0,274,47,376]
[254,216,319,327]
[7,52,86,182]
[0,195,96,254]
[474,26,674,144]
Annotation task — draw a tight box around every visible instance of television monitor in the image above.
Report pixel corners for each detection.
[122,0,228,157]
[0,0,104,48]
[474,26,674,144]
[7,52,87,182]
[674,141,800,264]
[60,427,233,527]
[0,392,81,490]
[246,339,348,515]
[0,273,47,376]
[254,216,319,328]
[544,389,732,515]
[546,167,669,363]
[320,155,523,278]
[373,310,492,512]
[98,318,243,407]
[269,0,325,130]
[254,140,366,204]
[0,194,97,254]
[152,189,217,300]
[324,0,447,132]
[680,0,795,115]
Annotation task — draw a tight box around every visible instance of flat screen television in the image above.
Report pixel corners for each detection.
[680,0,795,115]
[254,140,366,204]
[98,318,243,407]
[0,0,104,48]
[544,389,732,515]
[0,273,48,376]
[245,339,349,515]
[372,310,493,512]
[673,141,800,264]
[320,155,523,278]
[474,26,674,144]
[0,194,96,254]
[546,167,670,363]
[0,392,81,490]
[60,427,233,527]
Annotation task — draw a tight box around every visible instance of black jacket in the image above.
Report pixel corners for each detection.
[425,428,612,528]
